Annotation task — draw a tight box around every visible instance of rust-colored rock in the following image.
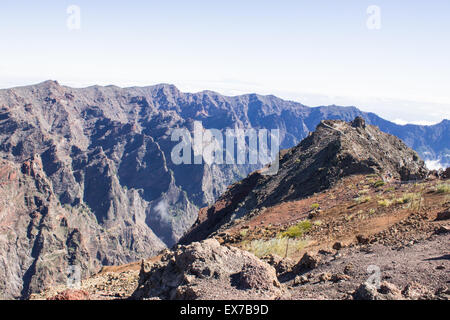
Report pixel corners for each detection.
[48,289,90,300]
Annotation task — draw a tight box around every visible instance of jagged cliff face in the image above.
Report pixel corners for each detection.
[180,118,428,244]
[0,81,444,299]
[0,156,166,299]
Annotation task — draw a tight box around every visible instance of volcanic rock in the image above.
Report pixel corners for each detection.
[132,239,282,300]
[181,118,428,243]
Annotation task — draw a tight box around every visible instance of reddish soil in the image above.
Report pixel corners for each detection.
[221,175,449,260]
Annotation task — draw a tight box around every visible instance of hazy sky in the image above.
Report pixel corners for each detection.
[1,1,449,124]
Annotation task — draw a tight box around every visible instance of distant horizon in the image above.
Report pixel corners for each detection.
[1,1,449,127]
[1,79,447,127]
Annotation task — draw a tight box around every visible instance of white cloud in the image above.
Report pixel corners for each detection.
[392,119,440,126]
[425,159,445,170]
[154,199,171,225]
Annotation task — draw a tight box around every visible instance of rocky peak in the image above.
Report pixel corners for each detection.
[351,116,366,128]
[37,80,60,88]
[180,118,428,244]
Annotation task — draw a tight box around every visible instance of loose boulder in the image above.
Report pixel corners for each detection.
[132,239,282,300]
[294,252,321,272]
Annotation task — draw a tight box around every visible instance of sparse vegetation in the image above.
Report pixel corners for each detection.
[345,213,356,221]
[277,220,312,258]
[436,183,450,194]
[244,238,308,258]
[239,229,248,237]
[393,195,410,205]
[358,188,370,195]
[311,203,320,210]
[355,195,371,204]
[373,180,386,188]
[378,199,392,207]
[403,192,423,210]
[280,220,312,239]
[377,192,422,209]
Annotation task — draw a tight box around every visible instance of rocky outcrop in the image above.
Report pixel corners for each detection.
[261,254,296,276]
[294,252,322,272]
[47,289,91,300]
[435,210,450,221]
[132,239,282,300]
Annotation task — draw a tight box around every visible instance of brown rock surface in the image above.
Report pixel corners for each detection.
[47,289,90,300]
[132,239,283,300]
[181,119,428,244]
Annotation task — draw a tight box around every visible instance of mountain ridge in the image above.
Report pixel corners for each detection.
[4,80,449,124]
[0,80,448,299]
[180,117,429,244]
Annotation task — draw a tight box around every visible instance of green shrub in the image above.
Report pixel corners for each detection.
[436,183,450,194]
[310,203,320,210]
[358,189,370,195]
[378,199,392,207]
[280,220,312,239]
[404,192,422,210]
[239,229,248,237]
[355,195,371,204]
[392,197,408,205]
[393,192,420,205]
[373,180,386,188]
